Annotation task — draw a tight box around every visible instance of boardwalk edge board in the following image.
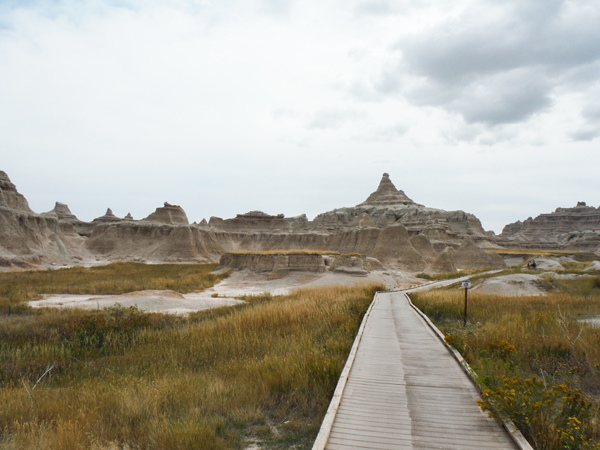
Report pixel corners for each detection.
[405,293,534,450]
[311,292,381,450]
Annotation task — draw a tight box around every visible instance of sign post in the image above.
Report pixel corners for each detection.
[461,280,471,327]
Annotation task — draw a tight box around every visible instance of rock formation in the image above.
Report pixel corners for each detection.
[358,172,415,207]
[92,208,122,224]
[0,171,33,212]
[219,252,327,274]
[44,202,79,222]
[0,172,90,267]
[313,173,492,245]
[143,202,189,225]
[330,255,385,276]
[428,248,457,274]
[209,211,292,232]
[498,202,600,251]
[451,238,506,271]
[219,252,385,276]
[43,202,95,237]
[0,170,528,272]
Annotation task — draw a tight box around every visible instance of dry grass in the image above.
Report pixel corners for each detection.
[0,264,383,450]
[411,276,600,450]
[0,262,228,314]
[227,250,340,256]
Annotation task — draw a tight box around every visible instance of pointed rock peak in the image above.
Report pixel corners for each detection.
[92,207,121,222]
[377,173,396,192]
[357,173,415,207]
[53,202,73,215]
[124,213,133,220]
[46,202,79,221]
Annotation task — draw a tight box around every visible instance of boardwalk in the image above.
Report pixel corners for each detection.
[320,291,519,450]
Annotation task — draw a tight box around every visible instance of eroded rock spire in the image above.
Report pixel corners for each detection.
[357,173,414,207]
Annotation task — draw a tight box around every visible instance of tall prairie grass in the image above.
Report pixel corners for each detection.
[411,276,600,450]
[0,264,382,449]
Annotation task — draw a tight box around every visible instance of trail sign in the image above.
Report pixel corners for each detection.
[462,280,471,327]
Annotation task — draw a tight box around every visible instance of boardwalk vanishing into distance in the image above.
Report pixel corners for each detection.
[313,288,523,450]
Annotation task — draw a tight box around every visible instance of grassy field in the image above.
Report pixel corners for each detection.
[0,262,228,314]
[0,263,382,449]
[411,276,600,450]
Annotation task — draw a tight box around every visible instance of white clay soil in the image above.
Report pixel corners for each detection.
[29,270,422,314]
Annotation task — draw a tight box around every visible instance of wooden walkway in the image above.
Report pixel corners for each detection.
[319,291,519,450]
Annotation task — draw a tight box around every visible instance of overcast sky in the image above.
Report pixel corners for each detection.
[1,0,599,233]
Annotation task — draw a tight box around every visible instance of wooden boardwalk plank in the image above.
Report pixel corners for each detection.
[321,291,519,450]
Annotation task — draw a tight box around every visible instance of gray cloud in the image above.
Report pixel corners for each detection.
[582,103,600,121]
[362,0,600,128]
[400,1,600,84]
[569,128,600,141]
[411,69,552,125]
[569,102,600,141]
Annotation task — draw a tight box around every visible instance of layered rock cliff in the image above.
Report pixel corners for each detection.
[0,172,90,268]
[498,202,600,251]
[312,173,491,246]
[209,211,292,232]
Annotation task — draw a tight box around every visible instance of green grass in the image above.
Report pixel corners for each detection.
[410,276,600,450]
[0,263,383,449]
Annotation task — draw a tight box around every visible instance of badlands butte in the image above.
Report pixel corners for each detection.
[1,170,599,275]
